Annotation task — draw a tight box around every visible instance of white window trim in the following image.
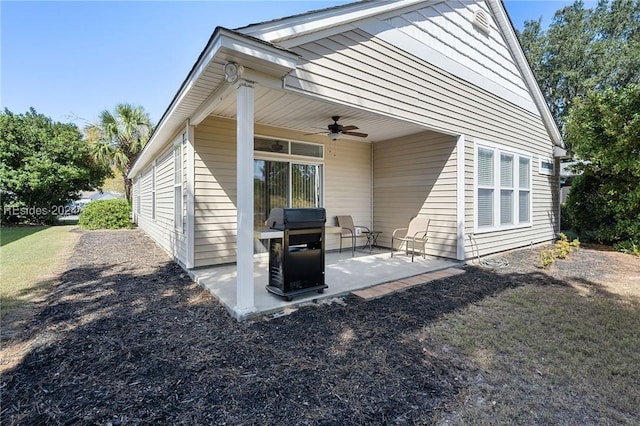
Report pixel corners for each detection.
[173,136,184,233]
[135,177,141,216]
[254,134,324,161]
[254,135,325,209]
[253,157,325,211]
[151,161,156,221]
[539,156,555,175]
[474,140,533,234]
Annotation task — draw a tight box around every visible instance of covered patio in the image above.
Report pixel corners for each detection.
[189,247,461,320]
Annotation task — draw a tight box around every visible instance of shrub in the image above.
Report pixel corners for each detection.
[541,248,557,268]
[78,199,132,230]
[540,233,581,268]
[613,240,640,256]
[555,238,571,259]
[560,203,572,232]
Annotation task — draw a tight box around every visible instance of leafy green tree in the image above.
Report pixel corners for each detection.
[0,108,108,224]
[518,0,640,136]
[565,84,640,243]
[88,104,154,201]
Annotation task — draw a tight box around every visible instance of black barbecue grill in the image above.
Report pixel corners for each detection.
[266,208,328,301]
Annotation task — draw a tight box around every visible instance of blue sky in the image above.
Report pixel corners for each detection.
[1,1,585,127]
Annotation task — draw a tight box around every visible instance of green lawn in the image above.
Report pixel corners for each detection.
[0,225,80,315]
[426,282,640,424]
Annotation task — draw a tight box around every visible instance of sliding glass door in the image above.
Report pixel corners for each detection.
[254,160,322,229]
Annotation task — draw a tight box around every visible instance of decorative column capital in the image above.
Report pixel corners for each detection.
[234,78,255,90]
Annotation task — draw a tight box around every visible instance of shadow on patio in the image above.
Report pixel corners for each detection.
[190,247,462,319]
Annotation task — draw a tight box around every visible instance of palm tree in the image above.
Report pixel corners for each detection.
[88,104,154,201]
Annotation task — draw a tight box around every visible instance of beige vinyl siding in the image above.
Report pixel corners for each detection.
[194,117,237,267]
[193,116,372,267]
[181,134,188,234]
[156,149,175,229]
[323,139,372,251]
[287,29,551,151]
[135,144,189,266]
[286,28,557,258]
[378,1,533,110]
[139,167,153,220]
[374,131,458,259]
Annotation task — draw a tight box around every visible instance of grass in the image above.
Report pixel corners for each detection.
[0,225,80,315]
[424,282,640,424]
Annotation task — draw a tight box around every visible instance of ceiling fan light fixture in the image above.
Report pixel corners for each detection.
[327,131,341,141]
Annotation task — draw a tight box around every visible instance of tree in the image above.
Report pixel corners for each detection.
[564,84,640,243]
[88,104,154,201]
[518,0,640,137]
[0,108,108,224]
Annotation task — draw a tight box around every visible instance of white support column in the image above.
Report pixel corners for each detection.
[456,135,466,261]
[235,80,256,315]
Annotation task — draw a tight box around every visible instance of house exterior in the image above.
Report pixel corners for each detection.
[128,0,565,315]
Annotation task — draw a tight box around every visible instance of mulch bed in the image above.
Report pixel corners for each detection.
[0,229,631,425]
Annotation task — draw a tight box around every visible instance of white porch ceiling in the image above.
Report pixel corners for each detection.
[185,54,429,143]
[208,84,429,143]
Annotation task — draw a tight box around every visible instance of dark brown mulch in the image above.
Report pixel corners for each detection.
[0,230,626,425]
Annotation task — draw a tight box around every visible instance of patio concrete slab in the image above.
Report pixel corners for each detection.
[189,248,461,320]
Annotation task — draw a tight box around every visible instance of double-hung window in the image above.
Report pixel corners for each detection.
[476,142,531,232]
[135,177,141,216]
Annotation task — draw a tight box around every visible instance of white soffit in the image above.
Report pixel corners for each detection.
[129,28,298,178]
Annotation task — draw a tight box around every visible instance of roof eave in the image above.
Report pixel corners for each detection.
[128,27,298,178]
[237,0,427,42]
[488,0,564,148]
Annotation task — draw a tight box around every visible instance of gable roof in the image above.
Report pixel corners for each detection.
[129,0,562,178]
[238,0,562,147]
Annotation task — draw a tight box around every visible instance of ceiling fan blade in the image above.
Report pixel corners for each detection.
[341,125,359,131]
[343,131,368,138]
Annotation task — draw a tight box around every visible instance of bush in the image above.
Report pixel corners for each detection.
[541,248,557,268]
[560,203,572,232]
[540,233,580,268]
[613,240,640,256]
[78,199,132,230]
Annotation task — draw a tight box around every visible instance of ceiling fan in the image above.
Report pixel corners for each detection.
[307,116,368,140]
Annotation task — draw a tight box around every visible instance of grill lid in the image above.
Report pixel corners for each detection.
[267,208,326,230]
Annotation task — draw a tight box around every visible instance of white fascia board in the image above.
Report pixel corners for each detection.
[217,36,299,77]
[553,146,569,159]
[487,0,563,148]
[128,28,297,178]
[238,0,428,43]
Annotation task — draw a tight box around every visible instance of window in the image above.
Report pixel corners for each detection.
[519,157,531,223]
[476,143,531,232]
[253,160,322,229]
[253,137,324,230]
[174,140,183,231]
[500,153,513,225]
[539,157,554,175]
[135,177,141,215]
[151,163,156,220]
[477,147,494,227]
